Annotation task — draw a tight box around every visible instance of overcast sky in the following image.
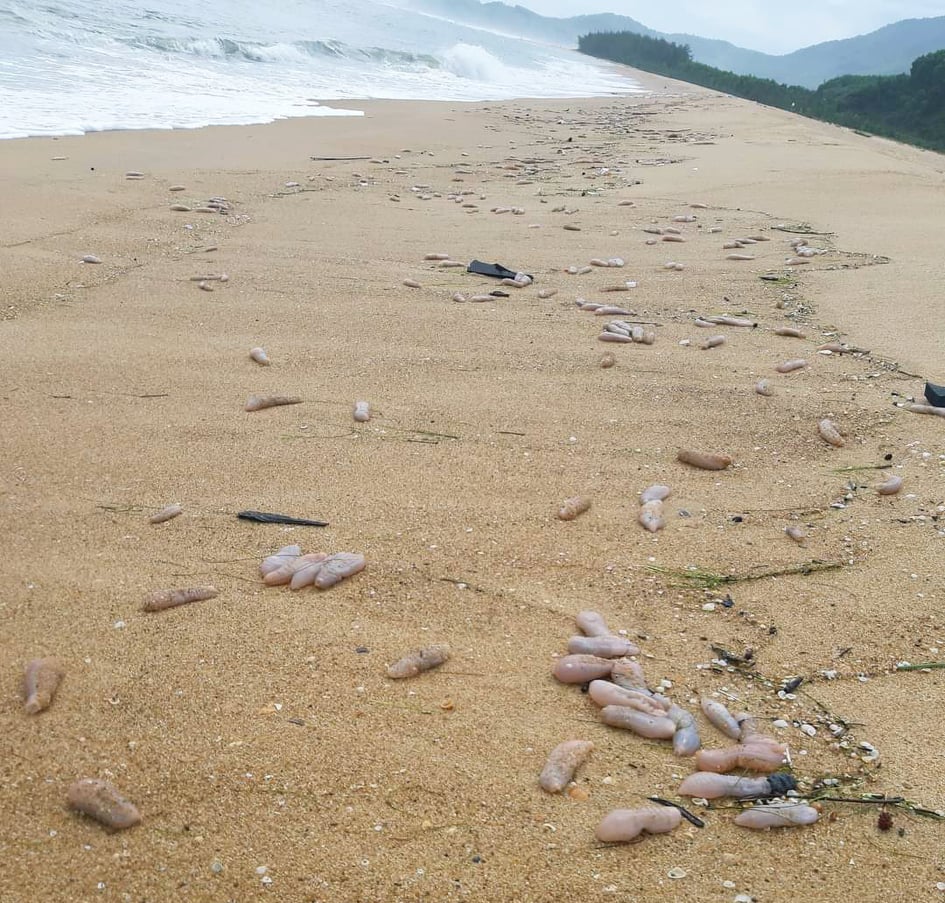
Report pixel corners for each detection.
[515,1,944,54]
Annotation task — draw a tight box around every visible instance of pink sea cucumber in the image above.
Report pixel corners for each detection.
[877,475,903,495]
[557,496,591,521]
[734,803,819,829]
[244,394,302,412]
[595,807,681,842]
[776,359,808,373]
[817,418,845,447]
[142,586,218,612]
[677,449,733,470]
[387,644,451,679]
[575,610,611,637]
[148,504,182,524]
[67,779,141,830]
[539,740,594,793]
[23,658,65,714]
[553,654,615,684]
[567,635,640,657]
[599,705,676,739]
[700,698,742,739]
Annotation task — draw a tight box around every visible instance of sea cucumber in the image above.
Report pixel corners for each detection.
[677,449,733,471]
[755,380,774,396]
[877,475,903,495]
[610,659,649,691]
[774,328,805,338]
[387,644,451,679]
[263,552,322,586]
[726,253,754,260]
[662,234,685,242]
[576,610,611,637]
[259,545,302,577]
[148,504,182,524]
[695,741,787,774]
[67,779,141,830]
[424,253,450,260]
[563,223,581,231]
[23,658,64,714]
[81,255,102,264]
[538,289,558,299]
[701,335,726,350]
[249,347,270,365]
[640,485,671,503]
[539,740,594,793]
[553,655,615,684]
[638,500,665,533]
[700,698,742,739]
[594,306,632,316]
[600,284,631,292]
[452,293,466,302]
[595,807,681,842]
[142,586,218,612]
[599,705,676,739]
[599,352,616,368]
[678,771,796,799]
[402,279,421,288]
[557,496,592,521]
[245,394,302,412]
[287,553,330,589]
[734,803,819,829]
[353,400,371,422]
[785,257,810,265]
[776,359,808,373]
[567,635,640,657]
[312,552,366,589]
[704,316,756,328]
[906,403,945,418]
[673,215,696,223]
[817,418,845,447]
[785,525,807,543]
[668,704,701,756]
[588,681,669,716]
[170,204,191,212]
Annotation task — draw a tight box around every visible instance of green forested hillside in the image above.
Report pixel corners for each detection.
[579,31,945,153]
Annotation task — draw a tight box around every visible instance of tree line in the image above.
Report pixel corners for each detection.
[578,31,945,153]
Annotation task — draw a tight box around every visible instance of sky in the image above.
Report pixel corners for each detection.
[513,0,945,54]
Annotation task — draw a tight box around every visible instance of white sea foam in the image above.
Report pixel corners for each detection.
[0,0,644,139]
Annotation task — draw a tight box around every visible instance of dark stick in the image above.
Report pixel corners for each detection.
[237,510,329,527]
[646,797,706,828]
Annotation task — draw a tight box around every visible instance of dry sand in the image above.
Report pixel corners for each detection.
[2,77,945,902]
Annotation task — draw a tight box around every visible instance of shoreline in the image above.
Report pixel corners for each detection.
[3,88,945,901]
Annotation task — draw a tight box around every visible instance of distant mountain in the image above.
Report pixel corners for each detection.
[401,0,945,88]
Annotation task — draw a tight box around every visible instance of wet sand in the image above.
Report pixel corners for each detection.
[2,80,945,902]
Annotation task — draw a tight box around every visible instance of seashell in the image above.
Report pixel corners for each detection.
[68,779,141,830]
[244,394,302,412]
[576,610,611,637]
[353,400,371,422]
[148,504,183,524]
[877,475,903,495]
[249,347,270,366]
[23,658,65,714]
[567,635,640,657]
[817,418,845,447]
[387,644,451,679]
[142,586,218,612]
[677,449,733,470]
[557,496,591,521]
[776,359,808,373]
[540,740,595,793]
[596,807,681,843]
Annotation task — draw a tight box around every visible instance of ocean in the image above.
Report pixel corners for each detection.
[0,0,643,140]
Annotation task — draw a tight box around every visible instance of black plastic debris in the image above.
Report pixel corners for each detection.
[237,510,328,527]
[467,260,533,280]
[925,381,945,407]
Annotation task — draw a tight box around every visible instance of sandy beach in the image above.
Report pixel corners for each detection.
[2,75,945,902]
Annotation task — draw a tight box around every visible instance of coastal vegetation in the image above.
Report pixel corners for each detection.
[578,31,945,153]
